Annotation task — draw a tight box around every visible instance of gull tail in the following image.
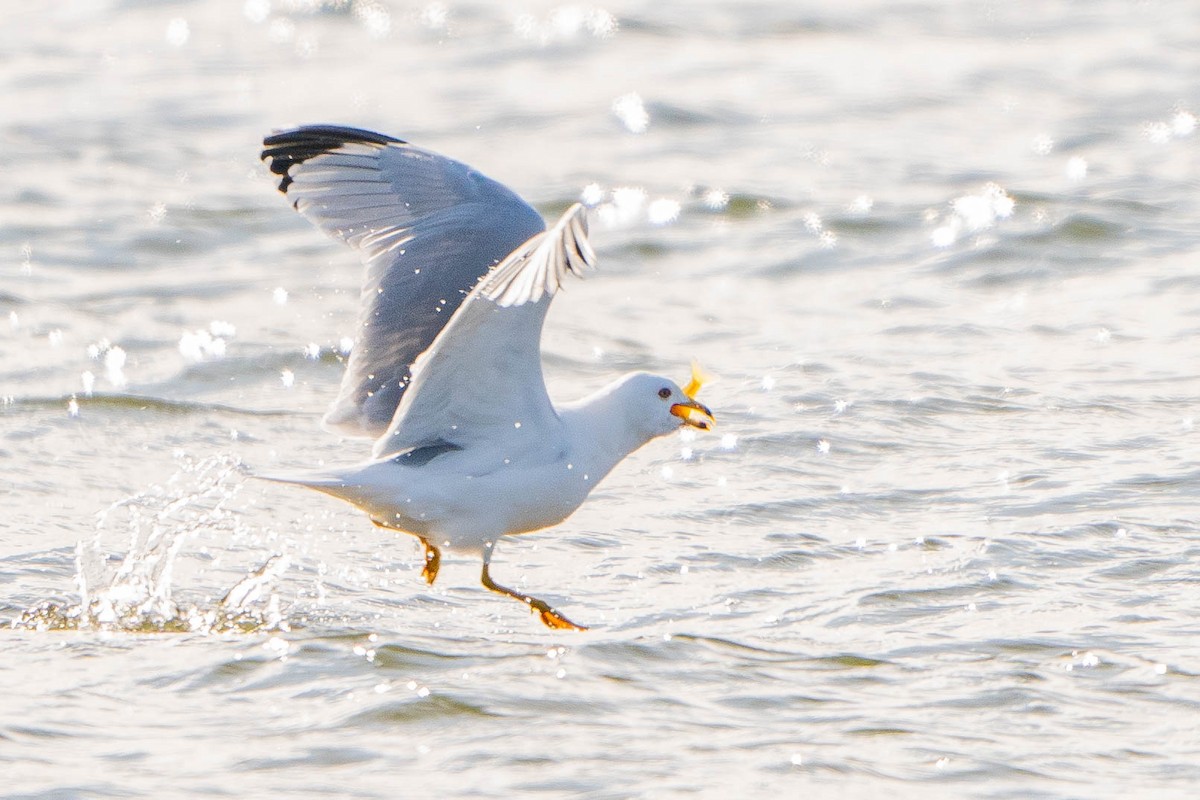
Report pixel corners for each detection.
[251,462,416,533]
[252,467,373,506]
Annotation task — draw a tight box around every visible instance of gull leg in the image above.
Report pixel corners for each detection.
[419,538,441,585]
[481,541,586,631]
[371,518,440,585]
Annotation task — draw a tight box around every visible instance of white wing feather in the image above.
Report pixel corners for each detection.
[261,126,546,438]
[372,204,595,459]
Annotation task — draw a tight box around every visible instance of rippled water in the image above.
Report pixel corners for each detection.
[3,1,1200,797]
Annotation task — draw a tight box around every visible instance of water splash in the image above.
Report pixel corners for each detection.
[16,454,291,634]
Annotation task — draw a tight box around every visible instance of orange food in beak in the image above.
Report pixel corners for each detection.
[672,362,715,430]
[682,360,713,401]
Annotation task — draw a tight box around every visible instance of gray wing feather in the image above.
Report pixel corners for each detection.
[372,203,596,459]
[261,126,546,437]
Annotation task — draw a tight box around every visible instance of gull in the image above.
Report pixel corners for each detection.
[259,125,714,630]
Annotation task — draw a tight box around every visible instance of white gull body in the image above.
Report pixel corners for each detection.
[259,126,713,630]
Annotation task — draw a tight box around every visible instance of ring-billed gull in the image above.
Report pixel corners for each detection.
[259,125,714,630]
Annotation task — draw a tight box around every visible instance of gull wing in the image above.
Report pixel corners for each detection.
[261,125,546,438]
[372,203,595,459]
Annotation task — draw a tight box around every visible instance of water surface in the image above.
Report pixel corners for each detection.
[2,1,1200,797]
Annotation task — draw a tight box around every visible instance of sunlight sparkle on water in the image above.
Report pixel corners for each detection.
[243,0,270,24]
[281,368,295,388]
[165,18,190,47]
[1172,110,1197,137]
[1066,156,1088,181]
[703,188,729,211]
[273,287,289,305]
[612,92,649,134]
[104,346,127,388]
[848,195,873,214]
[420,2,450,30]
[932,183,1014,248]
[514,7,617,45]
[647,198,680,225]
[803,213,837,248]
[268,17,295,43]
[1147,109,1199,142]
[580,182,605,207]
[596,186,646,228]
[354,2,392,38]
[179,328,229,362]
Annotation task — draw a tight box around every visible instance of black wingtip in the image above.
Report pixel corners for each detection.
[261,125,406,194]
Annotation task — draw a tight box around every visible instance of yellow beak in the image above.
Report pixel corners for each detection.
[671,398,715,430]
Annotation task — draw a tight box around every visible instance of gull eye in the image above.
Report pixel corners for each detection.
[658,387,672,399]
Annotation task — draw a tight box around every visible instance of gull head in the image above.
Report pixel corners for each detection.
[613,371,715,438]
